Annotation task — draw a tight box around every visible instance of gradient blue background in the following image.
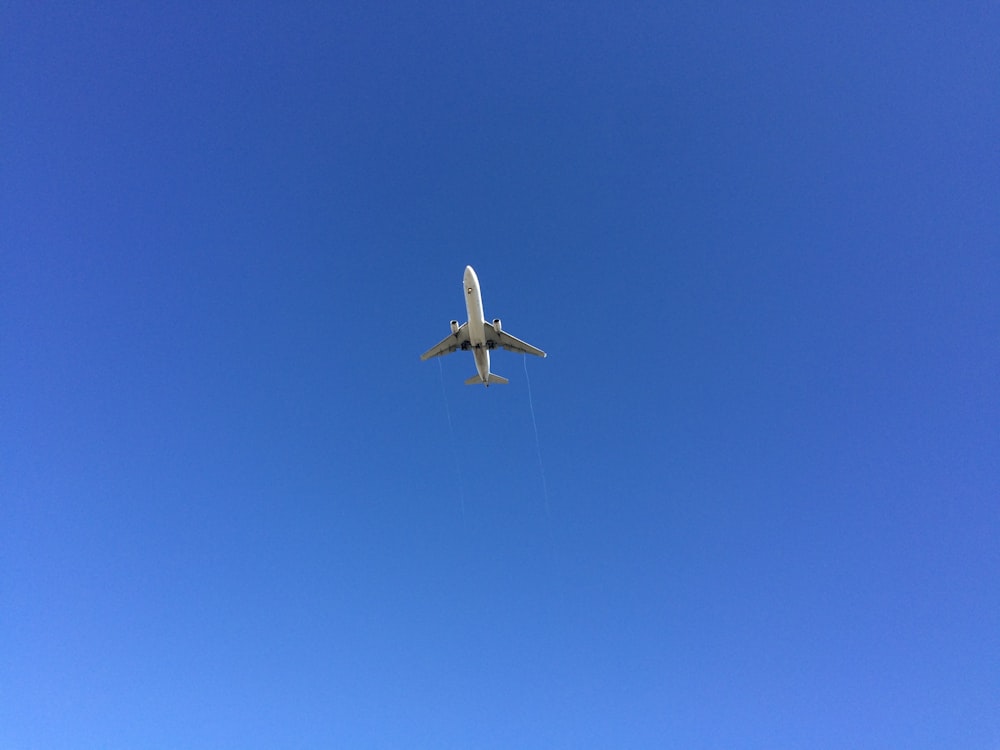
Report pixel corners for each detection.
[3,3,998,747]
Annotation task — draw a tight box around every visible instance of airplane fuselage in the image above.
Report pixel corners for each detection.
[464,265,490,382]
[420,265,544,386]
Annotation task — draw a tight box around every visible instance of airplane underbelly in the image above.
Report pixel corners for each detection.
[474,348,489,376]
[468,320,486,347]
[465,287,485,345]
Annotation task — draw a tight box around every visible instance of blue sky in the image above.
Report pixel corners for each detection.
[3,3,998,748]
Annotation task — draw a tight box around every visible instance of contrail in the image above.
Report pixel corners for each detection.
[524,355,550,517]
[439,358,466,522]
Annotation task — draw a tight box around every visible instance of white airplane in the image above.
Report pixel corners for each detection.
[421,265,546,386]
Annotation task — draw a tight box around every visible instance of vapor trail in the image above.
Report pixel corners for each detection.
[439,358,466,522]
[524,355,550,517]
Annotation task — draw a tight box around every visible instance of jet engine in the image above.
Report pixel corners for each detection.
[493,318,502,333]
[450,320,460,334]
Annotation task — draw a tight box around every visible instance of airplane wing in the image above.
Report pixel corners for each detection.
[483,321,546,358]
[420,324,470,360]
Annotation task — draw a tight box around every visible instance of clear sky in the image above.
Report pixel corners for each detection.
[3,3,998,748]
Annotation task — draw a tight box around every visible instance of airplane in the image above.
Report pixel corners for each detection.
[421,265,546,386]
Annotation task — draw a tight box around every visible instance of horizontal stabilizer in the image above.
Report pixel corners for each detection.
[465,373,508,386]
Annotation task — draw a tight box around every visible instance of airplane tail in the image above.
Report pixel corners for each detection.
[465,373,508,386]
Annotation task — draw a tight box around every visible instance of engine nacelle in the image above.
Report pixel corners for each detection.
[493,318,502,333]
[450,320,460,335]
